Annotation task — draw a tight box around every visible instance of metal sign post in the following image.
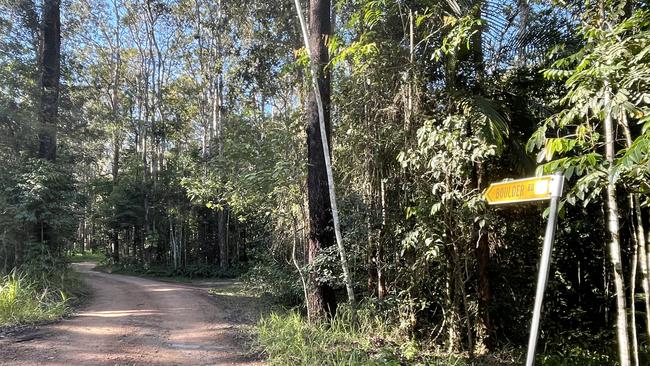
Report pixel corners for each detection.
[484,174,564,366]
[525,174,564,366]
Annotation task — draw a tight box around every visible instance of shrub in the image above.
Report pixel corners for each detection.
[0,271,69,326]
[243,261,303,306]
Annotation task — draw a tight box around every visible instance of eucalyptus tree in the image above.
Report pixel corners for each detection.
[39,0,60,163]
[68,0,129,261]
[0,0,88,267]
[301,0,339,318]
[181,0,229,268]
[33,0,62,256]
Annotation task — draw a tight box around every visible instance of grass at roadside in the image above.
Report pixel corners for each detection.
[253,305,628,366]
[208,281,249,297]
[0,269,81,327]
[255,307,408,366]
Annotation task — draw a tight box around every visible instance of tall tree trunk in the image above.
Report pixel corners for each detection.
[405,7,414,133]
[111,133,120,262]
[603,80,630,366]
[471,0,493,350]
[197,0,227,269]
[304,0,337,318]
[620,115,650,341]
[111,230,120,263]
[218,209,227,269]
[365,107,378,297]
[110,7,121,263]
[377,177,387,299]
[38,0,60,162]
[81,220,86,254]
[636,201,650,339]
[36,0,60,254]
[629,218,639,366]
[214,77,227,270]
[239,226,247,262]
[445,247,461,353]
[474,163,492,351]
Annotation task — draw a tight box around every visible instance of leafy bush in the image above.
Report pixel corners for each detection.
[243,261,303,306]
[539,352,614,366]
[535,329,620,366]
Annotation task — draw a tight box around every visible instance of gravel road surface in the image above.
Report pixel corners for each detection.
[0,263,262,366]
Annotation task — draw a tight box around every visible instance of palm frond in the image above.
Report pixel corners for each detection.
[444,0,576,70]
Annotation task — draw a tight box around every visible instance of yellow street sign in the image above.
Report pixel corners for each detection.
[484,174,565,364]
[485,175,562,205]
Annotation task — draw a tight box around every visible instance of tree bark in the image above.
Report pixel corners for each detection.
[111,126,121,263]
[38,0,60,162]
[304,0,337,318]
[112,230,120,263]
[218,209,227,269]
[377,177,387,299]
[620,115,650,341]
[629,216,639,366]
[215,79,227,270]
[35,0,60,254]
[110,3,121,263]
[475,163,492,352]
[470,0,493,349]
[603,80,630,366]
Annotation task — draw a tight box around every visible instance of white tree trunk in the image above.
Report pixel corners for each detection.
[620,116,650,341]
[604,80,630,366]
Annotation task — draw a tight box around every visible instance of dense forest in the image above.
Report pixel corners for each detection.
[1,0,650,364]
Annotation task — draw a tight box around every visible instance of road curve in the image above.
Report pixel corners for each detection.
[0,263,262,366]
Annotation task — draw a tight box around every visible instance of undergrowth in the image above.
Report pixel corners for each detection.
[98,256,246,279]
[1,248,84,327]
[256,308,384,365]
[255,305,446,366]
[254,304,625,366]
[68,251,106,263]
[0,270,77,326]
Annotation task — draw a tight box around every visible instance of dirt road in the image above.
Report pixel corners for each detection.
[0,263,263,366]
